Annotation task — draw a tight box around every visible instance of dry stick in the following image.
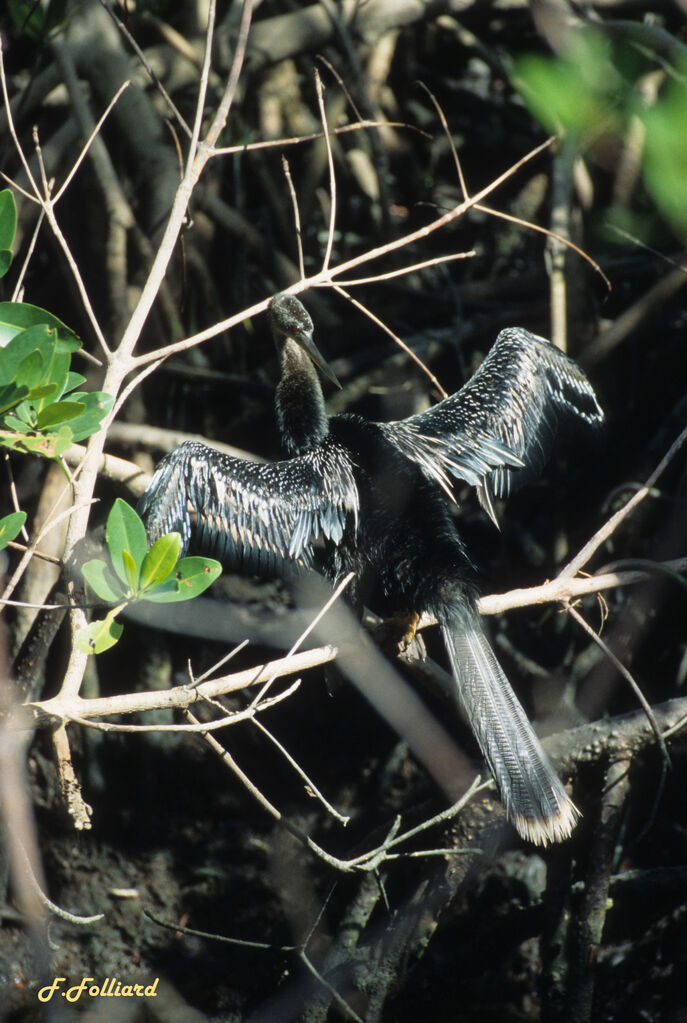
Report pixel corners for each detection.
[477,557,687,616]
[69,679,301,733]
[56,0,253,705]
[51,77,130,207]
[565,601,669,767]
[128,136,558,371]
[11,205,45,302]
[17,557,685,725]
[0,46,114,358]
[581,263,687,368]
[247,572,355,712]
[547,137,576,353]
[418,82,609,293]
[298,951,364,1023]
[187,638,250,688]
[16,840,104,925]
[566,757,631,1023]
[212,118,428,157]
[52,722,92,829]
[315,69,337,275]
[186,708,360,871]
[21,0,254,827]
[558,422,687,582]
[331,283,451,398]
[61,443,148,493]
[27,647,338,725]
[282,155,306,280]
[143,907,363,1023]
[332,251,474,288]
[251,716,351,826]
[473,203,609,291]
[316,10,393,237]
[98,0,193,138]
[4,546,61,569]
[187,706,483,876]
[0,499,96,610]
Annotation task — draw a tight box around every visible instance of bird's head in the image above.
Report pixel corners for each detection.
[268,294,341,389]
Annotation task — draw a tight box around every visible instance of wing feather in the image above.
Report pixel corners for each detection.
[380,328,604,518]
[138,439,358,576]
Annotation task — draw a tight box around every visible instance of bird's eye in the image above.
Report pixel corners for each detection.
[291,325,300,335]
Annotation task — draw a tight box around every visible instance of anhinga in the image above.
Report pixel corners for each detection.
[139,294,604,845]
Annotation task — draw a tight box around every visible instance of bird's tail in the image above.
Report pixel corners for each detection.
[439,599,579,845]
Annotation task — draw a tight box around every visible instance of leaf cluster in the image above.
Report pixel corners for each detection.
[80,499,222,653]
[514,31,687,236]
[0,191,113,459]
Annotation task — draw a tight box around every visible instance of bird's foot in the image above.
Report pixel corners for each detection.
[375,610,421,655]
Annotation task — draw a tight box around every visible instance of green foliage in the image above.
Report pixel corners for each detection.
[0,305,113,459]
[515,33,625,144]
[0,190,17,278]
[0,510,27,551]
[7,0,69,41]
[642,76,687,236]
[513,30,687,238]
[79,500,222,653]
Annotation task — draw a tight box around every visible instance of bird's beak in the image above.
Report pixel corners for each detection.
[300,332,342,389]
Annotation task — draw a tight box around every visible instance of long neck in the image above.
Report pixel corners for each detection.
[275,337,328,455]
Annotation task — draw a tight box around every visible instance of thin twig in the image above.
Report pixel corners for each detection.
[282,155,305,280]
[17,841,104,925]
[252,716,351,825]
[52,79,130,204]
[332,284,449,398]
[129,138,557,370]
[565,601,670,767]
[98,0,192,138]
[11,206,46,302]
[558,423,687,581]
[314,69,336,274]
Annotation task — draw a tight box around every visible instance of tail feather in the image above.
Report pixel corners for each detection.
[440,601,579,845]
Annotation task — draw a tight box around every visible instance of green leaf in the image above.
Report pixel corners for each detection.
[0,510,26,550]
[62,371,86,395]
[106,499,148,585]
[10,400,35,427]
[82,559,125,603]
[122,548,140,591]
[0,324,51,374]
[139,532,182,591]
[0,383,29,417]
[0,417,31,436]
[27,381,59,403]
[642,74,687,235]
[44,0,68,35]
[0,302,80,349]
[0,251,12,279]
[143,557,222,603]
[65,391,113,442]
[0,425,73,458]
[35,400,86,430]
[8,0,46,39]
[76,615,124,654]
[513,32,624,146]
[0,190,17,252]
[15,349,45,390]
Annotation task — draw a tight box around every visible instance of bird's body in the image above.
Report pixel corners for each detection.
[139,294,604,845]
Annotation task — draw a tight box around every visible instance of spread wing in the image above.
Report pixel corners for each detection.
[380,327,604,522]
[137,440,358,576]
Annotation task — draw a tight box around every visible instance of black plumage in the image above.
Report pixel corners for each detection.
[138,293,605,844]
